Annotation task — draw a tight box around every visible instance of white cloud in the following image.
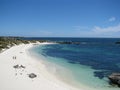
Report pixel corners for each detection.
[92,24,120,33]
[108,17,116,22]
[73,24,120,37]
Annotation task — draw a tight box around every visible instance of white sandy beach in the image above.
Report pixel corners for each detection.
[0,43,82,90]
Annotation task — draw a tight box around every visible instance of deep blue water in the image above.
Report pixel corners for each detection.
[29,38,120,89]
[42,43,120,79]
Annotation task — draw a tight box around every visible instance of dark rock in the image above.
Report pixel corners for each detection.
[28,73,37,79]
[20,65,25,68]
[115,41,120,44]
[13,64,25,69]
[108,73,120,87]
[58,41,80,45]
[13,65,19,69]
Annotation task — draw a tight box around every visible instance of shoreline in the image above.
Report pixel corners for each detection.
[27,43,120,90]
[28,44,93,90]
[0,43,81,90]
[22,43,120,90]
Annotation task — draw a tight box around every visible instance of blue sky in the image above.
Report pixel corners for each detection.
[0,0,120,37]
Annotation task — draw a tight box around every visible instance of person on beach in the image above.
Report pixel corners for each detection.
[15,56,16,59]
[13,56,16,59]
[13,56,14,59]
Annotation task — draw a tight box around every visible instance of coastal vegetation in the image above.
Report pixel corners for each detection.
[0,37,47,52]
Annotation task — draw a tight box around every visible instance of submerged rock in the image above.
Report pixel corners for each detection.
[115,41,120,44]
[28,73,37,79]
[58,41,80,45]
[108,73,120,87]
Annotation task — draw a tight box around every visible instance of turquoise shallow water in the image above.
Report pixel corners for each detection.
[29,43,120,90]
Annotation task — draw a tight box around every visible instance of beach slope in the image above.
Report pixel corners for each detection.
[0,43,79,90]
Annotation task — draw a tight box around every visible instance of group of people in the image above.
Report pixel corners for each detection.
[13,56,16,59]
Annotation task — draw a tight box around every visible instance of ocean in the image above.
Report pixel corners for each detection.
[28,38,120,90]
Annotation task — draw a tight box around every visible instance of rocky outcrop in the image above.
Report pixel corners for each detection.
[108,73,120,87]
[58,41,80,45]
[13,64,25,69]
[28,73,37,79]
